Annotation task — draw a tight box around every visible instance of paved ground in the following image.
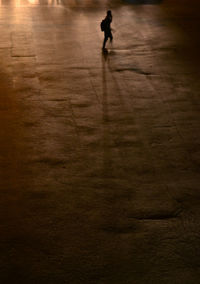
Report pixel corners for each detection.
[0,0,200,283]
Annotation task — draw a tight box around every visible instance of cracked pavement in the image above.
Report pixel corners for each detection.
[0,0,200,283]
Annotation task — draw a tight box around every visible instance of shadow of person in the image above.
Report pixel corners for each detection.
[102,48,109,61]
[101,49,113,177]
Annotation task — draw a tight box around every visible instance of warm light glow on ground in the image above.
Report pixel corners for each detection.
[16,0,21,6]
[28,0,39,4]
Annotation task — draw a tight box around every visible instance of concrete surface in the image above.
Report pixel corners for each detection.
[0,0,200,283]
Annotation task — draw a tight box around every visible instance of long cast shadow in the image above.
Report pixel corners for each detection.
[101,50,113,178]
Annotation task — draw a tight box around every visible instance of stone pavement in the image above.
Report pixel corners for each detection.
[0,0,200,283]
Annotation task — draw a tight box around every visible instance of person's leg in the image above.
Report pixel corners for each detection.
[110,32,113,43]
[103,34,108,49]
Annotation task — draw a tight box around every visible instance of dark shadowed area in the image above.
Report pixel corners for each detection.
[0,0,200,283]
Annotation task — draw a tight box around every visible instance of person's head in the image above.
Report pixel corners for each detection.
[107,10,112,16]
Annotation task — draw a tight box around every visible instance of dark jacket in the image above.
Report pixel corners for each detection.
[104,15,112,33]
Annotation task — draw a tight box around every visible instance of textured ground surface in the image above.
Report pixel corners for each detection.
[0,0,200,283]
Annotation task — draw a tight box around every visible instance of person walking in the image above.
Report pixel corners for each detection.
[102,10,113,50]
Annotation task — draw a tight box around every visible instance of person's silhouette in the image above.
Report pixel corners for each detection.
[102,10,113,50]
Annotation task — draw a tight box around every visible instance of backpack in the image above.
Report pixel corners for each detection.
[100,19,106,32]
